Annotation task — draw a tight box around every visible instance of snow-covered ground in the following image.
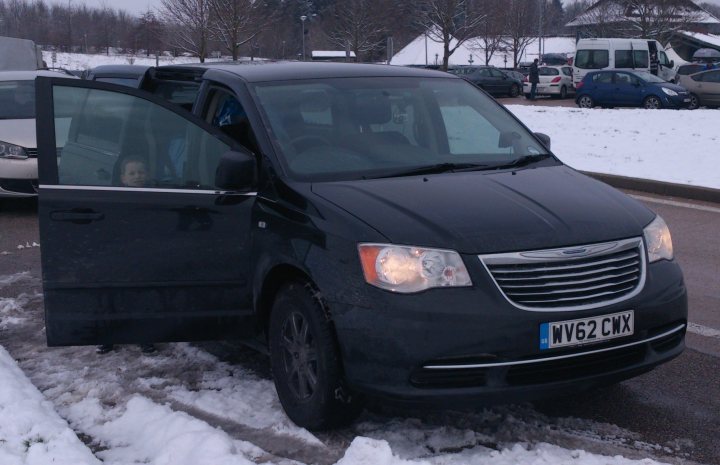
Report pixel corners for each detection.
[2,57,718,463]
[507,105,720,190]
[42,51,229,71]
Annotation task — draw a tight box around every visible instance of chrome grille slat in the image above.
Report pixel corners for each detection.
[501,267,639,289]
[494,261,640,282]
[488,251,639,274]
[506,276,638,296]
[479,238,646,311]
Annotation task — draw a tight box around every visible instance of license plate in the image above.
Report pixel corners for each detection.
[539,311,634,350]
[683,98,691,102]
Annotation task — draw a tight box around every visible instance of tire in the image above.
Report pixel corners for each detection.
[643,95,662,109]
[509,84,520,97]
[688,93,700,110]
[269,281,364,430]
[560,85,568,99]
[577,95,594,108]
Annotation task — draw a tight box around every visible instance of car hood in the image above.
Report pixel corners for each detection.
[312,166,655,254]
[0,118,36,148]
[656,82,687,93]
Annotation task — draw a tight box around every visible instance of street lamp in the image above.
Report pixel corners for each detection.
[468,54,474,65]
[300,15,308,61]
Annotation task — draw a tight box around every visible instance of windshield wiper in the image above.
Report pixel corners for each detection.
[365,162,490,179]
[485,154,552,170]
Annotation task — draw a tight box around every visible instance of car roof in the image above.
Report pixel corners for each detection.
[0,69,78,81]
[159,61,458,83]
[89,64,152,76]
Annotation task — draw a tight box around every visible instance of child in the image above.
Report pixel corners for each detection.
[119,156,149,187]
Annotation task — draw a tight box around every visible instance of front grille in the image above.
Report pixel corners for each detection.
[0,178,38,194]
[25,148,38,158]
[480,238,645,311]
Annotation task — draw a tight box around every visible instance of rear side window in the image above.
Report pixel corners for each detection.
[575,50,609,69]
[633,51,649,68]
[701,71,720,83]
[592,72,613,84]
[615,50,634,68]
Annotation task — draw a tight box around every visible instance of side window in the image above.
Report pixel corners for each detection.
[615,73,631,85]
[562,67,572,76]
[593,72,613,84]
[205,88,259,153]
[53,86,230,190]
[489,68,505,78]
[615,50,633,68]
[633,51,649,68]
[478,69,492,78]
[658,51,670,66]
[704,71,720,83]
[575,50,609,69]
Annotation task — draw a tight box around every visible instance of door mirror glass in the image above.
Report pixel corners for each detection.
[215,149,256,190]
[51,85,231,190]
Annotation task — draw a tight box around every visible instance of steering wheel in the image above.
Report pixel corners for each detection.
[290,135,332,153]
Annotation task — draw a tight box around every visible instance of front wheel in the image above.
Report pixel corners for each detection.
[688,93,700,110]
[643,95,662,109]
[509,84,520,97]
[577,95,594,108]
[269,281,364,430]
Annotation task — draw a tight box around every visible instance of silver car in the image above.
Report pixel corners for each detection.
[523,65,575,99]
[0,70,77,197]
[677,69,720,110]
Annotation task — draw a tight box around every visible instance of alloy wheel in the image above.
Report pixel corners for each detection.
[280,311,319,400]
[644,96,662,109]
[578,95,593,108]
[688,94,700,110]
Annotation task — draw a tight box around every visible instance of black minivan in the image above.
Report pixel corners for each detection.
[35,62,687,430]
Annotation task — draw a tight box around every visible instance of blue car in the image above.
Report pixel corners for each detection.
[576,70,691,109]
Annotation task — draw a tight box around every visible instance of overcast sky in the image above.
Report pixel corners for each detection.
[48,0,720,16]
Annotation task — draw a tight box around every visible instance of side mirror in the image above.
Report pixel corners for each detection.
[534,132,551,150]
[215,148,256,191]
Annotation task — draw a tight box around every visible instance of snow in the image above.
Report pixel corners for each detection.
[390,35,576,67]
[506,105,720,189]
[0,269,681,465]
[675,31,720,48]
[41,51,229,71]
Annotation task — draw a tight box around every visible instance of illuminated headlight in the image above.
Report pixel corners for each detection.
[643,215,673,263]
[661,87,678,97]
[358,244,472,293]
[0,140,28,159]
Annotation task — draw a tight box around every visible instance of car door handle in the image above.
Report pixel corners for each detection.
[50,210,105,223]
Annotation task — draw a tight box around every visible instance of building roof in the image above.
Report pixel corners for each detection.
[566,0,720,27]
[311,51,357,58]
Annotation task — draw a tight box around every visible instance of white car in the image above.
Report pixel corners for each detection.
[523,66,575,99]
[0,70,77,197]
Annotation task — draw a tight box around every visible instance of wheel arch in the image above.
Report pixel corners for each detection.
[256,264,316,335]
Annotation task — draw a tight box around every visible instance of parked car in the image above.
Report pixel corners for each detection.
[85,64,152,87]
[35,62,687,430]
[501,69,526,82]
[0,70,78,197]
[677,69,720,109]
[523,65,575,99]
[673,63,708,83]
[573,38,676,85]
[448,65,522,97]
[541,53,570,66]
[575,69,691,109]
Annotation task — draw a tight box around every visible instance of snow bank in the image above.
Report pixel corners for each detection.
[0,346,99,465]
[507,105,720,189]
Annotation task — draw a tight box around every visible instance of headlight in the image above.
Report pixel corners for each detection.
[0,140,28,159]
[661,87,678,97]
[643,215,673,263]
[358,244,472,293]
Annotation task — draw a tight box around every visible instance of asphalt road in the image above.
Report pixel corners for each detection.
[1,193,719,464]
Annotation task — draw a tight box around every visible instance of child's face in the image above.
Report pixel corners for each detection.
[121,161,148,187]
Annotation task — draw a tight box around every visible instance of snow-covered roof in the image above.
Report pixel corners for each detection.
[566,0,720,27]
[676,30,720,48]
[390,34,576,67]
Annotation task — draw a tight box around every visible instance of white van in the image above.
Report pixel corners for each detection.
[573,38,676,85]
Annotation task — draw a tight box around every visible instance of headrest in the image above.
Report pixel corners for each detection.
[353,94,392,126]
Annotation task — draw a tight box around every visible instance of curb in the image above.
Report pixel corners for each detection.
[582,171,720,204]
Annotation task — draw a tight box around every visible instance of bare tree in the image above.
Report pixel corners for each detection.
[502,0,539,68]
[208,0,272,61]
[325,0,388,61]
[159,0,211,62]
[570,0,708,42]
[417,0,486,70]
[467,0,504,66]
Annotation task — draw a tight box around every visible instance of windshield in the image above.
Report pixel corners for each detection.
[0,80,35,119]
[252,77,550,181]
[635,71,666,83]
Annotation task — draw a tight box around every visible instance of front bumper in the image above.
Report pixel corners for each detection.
[330,258,687,405]
[662,93,692,109]
[0,157,37,197]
